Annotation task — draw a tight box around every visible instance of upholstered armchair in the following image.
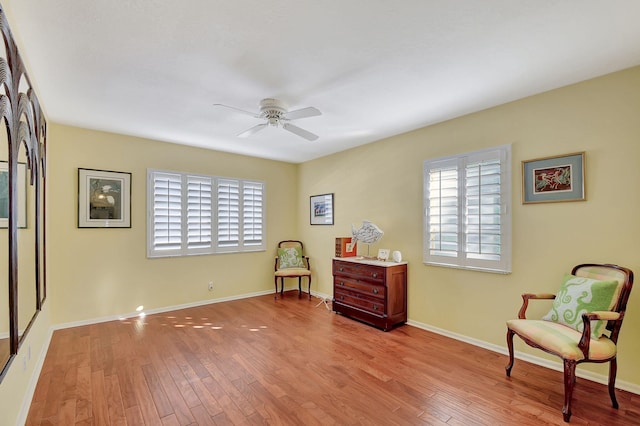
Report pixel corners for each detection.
[506,263,634,422]
[274,240,312,299]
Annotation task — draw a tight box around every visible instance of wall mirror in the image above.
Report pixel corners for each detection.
[0,111,9,375]
[0,6,47,381]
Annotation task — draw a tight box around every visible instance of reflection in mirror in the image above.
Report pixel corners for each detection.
[17,133,37,343]
[0,118,9,373]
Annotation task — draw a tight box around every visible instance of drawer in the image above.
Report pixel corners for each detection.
[333,261,385,284]
[334,289,385,316]
[334,277,385,299]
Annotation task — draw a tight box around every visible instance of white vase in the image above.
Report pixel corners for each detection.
[392,250,402,262]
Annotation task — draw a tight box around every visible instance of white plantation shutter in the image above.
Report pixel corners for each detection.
[423,145,511,273]
[147,170,265,257]
[217,179,240,248]
[150,171,182,253]
[187,175,212,250]
[465,156,502,262]
[426,159,459,258]
[242,181,264,246]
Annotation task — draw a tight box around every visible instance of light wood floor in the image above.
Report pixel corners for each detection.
[26,291,640,425]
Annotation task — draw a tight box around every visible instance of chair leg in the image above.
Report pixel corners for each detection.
[505,328,516,377]
[298,277,302,298]
[609,358,619,409]
[274,276,278,299]
[307,275,312,300]
[280,278,285,297]
[562,359,577,422]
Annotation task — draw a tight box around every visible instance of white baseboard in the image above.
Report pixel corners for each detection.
[406,319,640,396]
[52,289,274,331]
[16,326,54,426]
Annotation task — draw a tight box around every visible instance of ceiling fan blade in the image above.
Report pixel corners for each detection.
[213,103,260,118]
[283,106,321,120]
[238,123,268,138]
[282,123,319,141]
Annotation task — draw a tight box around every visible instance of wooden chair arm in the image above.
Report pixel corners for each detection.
[518,293,556,319]
[577,311,623,358]
[586,311,622,321]
[304,256,311,270]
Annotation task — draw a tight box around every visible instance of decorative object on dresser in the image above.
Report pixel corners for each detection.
[335,237,357,257]
[377,249,390,261]
[350,220,384,258]
[332,257,407,331]
[274,240,312,299]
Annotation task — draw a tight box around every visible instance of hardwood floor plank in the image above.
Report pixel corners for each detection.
[90,369,110,425]
[26,292,640,425]
[141,362,174,418]
[104,374,127,426]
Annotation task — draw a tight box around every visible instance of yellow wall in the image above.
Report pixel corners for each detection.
[46,124,299,325]
[299,66,640,386]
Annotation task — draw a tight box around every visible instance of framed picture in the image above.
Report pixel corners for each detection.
[78,168,131,228]
[377,248,390,261]
[310,193,334,225]
[0,161,27,228]
[522,152,585,204]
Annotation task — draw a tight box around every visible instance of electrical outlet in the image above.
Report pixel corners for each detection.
[208,281,214,291]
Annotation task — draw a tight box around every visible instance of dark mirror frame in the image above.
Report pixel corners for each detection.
[0,5,47,382]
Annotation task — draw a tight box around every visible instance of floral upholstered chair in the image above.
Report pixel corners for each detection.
[274,240,311,299]
[506,263,634,422]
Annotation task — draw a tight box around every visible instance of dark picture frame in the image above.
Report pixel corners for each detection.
[310,193,334,225]
[522,152,585,204]
[0,161,27,228]
[78,168,131,228]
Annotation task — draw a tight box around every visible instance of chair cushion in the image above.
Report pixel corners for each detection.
[541,274,620,339]
[275,268,311,277]
[507,319,616,361]
[277,247,305,269]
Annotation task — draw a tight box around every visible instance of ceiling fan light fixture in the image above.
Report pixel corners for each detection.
[215,98,321,141]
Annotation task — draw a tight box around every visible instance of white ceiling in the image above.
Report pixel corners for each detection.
[9,1,640,163]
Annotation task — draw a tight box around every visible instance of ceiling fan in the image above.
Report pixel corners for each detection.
[214,98,321,141]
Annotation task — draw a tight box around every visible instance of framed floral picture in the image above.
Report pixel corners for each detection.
[78,168,131,228]
[522,152,585,204]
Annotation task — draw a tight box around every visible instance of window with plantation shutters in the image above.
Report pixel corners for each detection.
[423,145,511,273]
[147,169,265,258]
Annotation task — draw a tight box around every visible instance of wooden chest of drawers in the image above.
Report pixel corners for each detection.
[332,258,407,331]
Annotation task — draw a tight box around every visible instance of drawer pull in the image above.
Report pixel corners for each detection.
[339,281,344,286]
[339,267,344,272]
[372,273,378,278]
[339,295,344,300]
[372,288,379,294]
[373,305,378,311]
